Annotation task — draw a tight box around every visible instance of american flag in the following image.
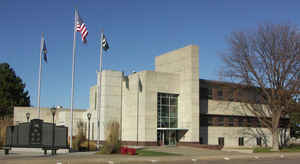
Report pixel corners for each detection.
[75,9,88,43]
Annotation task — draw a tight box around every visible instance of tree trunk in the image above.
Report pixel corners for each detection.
[272,127,280,151]
[271,110,281,151]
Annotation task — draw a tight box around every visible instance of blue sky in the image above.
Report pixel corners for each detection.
[0,0,299,109]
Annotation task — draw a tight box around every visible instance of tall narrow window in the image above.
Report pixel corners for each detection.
[228,89,234,101]
[217,117,224,126]
[238,137,244,146]
[217,88,223,99]
[207,116,213,126]
[157,93,178,128]
[200,137,203,144]
[208,88,212,99]
[218,137,224,146]
[228,117,234,126]
[257,137,262,146]
[200,87,208,99]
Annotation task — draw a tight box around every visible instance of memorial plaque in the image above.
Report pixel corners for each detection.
[5,119,68,154]
[29,119,43,145]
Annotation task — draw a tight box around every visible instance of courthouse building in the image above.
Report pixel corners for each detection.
[14,45,288,147]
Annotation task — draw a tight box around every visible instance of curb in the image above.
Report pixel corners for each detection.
[2,151,300,164]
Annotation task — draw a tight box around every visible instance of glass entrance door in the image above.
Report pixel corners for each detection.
[157,130,177,146]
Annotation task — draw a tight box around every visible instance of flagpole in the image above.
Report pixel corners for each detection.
[70,8,78,151]
[137,77,139,145]
[37,32,44,119]
[97,30,104,149]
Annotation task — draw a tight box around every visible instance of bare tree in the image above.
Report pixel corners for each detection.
[221,23,300,151]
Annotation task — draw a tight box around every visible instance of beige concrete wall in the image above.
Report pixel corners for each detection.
[58,110,85,136]
[155,45,200,142]
[89,85,97,111]
[121,72,140,142]
[82,109,98,140]
[200,126,273,147]
[200,99,270,117]
[142,71,180,142]
[116,45,200,143]
[121,70,180,142]
[95,70,123,141]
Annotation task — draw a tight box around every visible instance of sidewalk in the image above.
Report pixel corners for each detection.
[1,146,300,164]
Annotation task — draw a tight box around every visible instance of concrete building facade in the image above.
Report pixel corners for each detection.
[14,45,289,147]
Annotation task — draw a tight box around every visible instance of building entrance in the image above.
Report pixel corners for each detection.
[157,130,177,145]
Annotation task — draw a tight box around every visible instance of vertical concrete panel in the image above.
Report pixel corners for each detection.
[154,45,200,142]
[122,73,139,142]
[99,70,122,141]
[89,86,97,111]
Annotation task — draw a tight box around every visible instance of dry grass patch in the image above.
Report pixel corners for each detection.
[101,121,121,154]
[72,120,87,151]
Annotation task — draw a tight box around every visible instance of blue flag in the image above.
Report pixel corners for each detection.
[41,35,47,63]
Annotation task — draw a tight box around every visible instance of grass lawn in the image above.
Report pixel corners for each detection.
[136,149,181,156]
[253,144,300,153]
[280,145,300,152]
[225,147,253,150]
[253,147,272,153]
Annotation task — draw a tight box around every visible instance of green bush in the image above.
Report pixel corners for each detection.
[253,147,272,153]
[101,121,121,154]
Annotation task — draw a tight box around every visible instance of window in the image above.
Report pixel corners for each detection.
[256,96,261,104]
[247,118,253,127]
[235,90,242,101]
[238,117,244,127]
[256,120,262,127]
[228,89,234,101]
[218,137,224,146]
[200,87,209,99]
[257,137,262,146]
[207,116,213,126]
[243,118,248,127]
[208,88,212,99]
[233,117,239,127]
[217,88,223,98]
[157,93,178,128]
[238,137,244,146]
[217,117,224,126]
[228,117,234,126]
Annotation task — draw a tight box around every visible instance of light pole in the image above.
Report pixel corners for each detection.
[26,112,30,122]
[87,112,91,151]
[50,107,57,155]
